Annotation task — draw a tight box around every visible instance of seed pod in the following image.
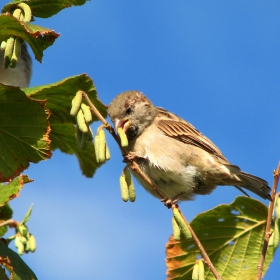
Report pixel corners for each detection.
[172,217,181,241]
[10,37,21,68]
[70,91,83,116]
[80,132,88,150]
[15,235,21,248]
[88,127,94,141]
[172,207,192,239]
[198,260,205,280]
[29,234,36,252]
[120,173,129,202]
[4,37,15,68]
[81,103,92,123]
[17,241,24,255]
[77,109,88,133]
[17,3,32,23]
[269,230,274,247]
[124,169,136,202]
[0,41,6,51]
[192,263,199,280]
[105,144,110,160]
[274,223,279,249]
[98,129,106,163]
[20,13,25,21]
[128,183,136,201]
[94,135,99,162]
[20,236,27,245]
[24,235,30,252]
[117,127,128,147]
[18,225,28,237]
[75,125,82,147]
[13,8,22,19]
[275,194,280,219]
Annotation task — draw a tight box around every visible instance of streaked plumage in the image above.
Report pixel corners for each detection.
[108,90,271,201]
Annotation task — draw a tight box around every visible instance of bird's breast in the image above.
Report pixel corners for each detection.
[127,124,203,200]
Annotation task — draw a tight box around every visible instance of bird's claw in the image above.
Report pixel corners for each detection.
[161,192,185,208]
[161,198,174,209]
[122,152,138,163]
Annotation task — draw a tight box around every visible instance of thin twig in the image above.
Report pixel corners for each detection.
[256,161,280,280]
[82,92,108,126]
[129,161,167,200]
[83,92,221,280]
[84,92,167,199]
[174,204,222,280]
[83,92,128,155]
[0,219,18,228]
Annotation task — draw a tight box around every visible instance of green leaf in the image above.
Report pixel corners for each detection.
[0,204,13,238]
[50,122,103,177]
[0,241,37,280]
[166,197,277,280]
[0,204,13,221]
[22,204,33,225]
[23,74,107,123]
[0,84,51,182]
[0,175,32,206]
[2,0,89,18]
[0,266,9,280]
[0,14,59,62]
[23,74,107,177]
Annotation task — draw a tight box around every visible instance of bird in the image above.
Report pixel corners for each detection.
[107,90,271,202]
[0,42,32,87]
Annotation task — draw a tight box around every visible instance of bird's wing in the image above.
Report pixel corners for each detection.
[156,108,227,161]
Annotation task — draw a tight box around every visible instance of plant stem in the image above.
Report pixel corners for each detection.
[84,92,221,280]
[0,219,18,228]
[256,161,280,280]
[129,161,167,200]
[82,92,108,126]
[82,92,127,155]
[174,205,222,280]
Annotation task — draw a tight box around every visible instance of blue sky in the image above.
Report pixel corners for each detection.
[7,1,280,279]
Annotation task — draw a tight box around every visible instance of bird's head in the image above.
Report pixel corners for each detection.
[107,90,157,140]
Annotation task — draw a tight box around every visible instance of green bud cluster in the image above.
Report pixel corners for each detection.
[14,224,36,255]
[192,260,205,280]
[119,168,136,202]
[117,127,128,147]
[172,207,192,240]
[1,3,32,69]
[94,127,110,163]
[70,91,94,150]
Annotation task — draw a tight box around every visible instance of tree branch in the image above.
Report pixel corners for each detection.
[0,219,19,228]
[84,92,222,280]
[129,161,167,200]
[82,91,127,156]
[256,161,280,280]
[173,204,222,280]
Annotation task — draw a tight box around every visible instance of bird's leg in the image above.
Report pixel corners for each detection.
[161,198,174,209]
[161,192,185,209]
[123,151,139,162]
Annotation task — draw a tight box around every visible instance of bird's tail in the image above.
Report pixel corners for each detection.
[237,172,271,201]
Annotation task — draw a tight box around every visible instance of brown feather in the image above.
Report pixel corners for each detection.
[156,108,227,161]
[108,92,271,201]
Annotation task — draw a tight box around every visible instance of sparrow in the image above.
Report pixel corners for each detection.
[0,42,32,87]
[107,90,271,202]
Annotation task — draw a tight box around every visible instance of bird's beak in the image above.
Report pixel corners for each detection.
[114,118,131,134]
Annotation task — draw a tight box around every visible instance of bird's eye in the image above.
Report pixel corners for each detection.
[125,107,132,114]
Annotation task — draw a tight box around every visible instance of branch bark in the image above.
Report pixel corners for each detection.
[256,161,280,280]
[85,92,222,279]
[0,219,18,228]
